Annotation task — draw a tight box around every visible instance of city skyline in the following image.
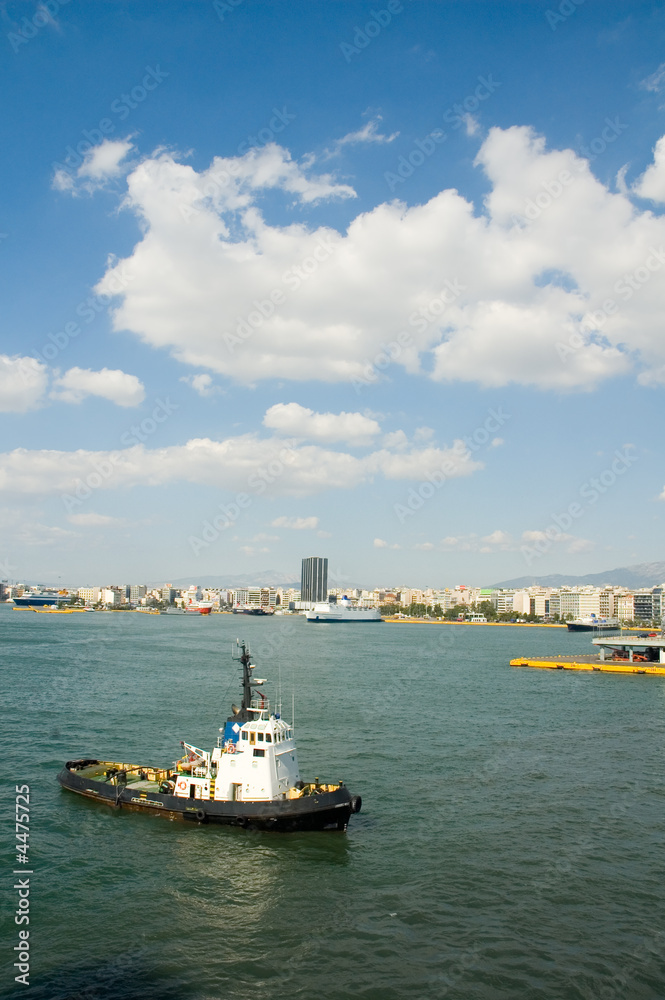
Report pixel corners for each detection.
[2,3,665,583]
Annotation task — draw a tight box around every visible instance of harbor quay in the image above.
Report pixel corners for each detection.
[511,634,665,677]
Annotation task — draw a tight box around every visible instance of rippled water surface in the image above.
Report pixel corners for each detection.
[2,606,665,999]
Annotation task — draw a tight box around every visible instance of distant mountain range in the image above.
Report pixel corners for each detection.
[491,561,665,590]
[156,571,300,590]
[19,560,665,595]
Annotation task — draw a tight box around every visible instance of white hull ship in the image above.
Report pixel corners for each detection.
[567,615,621,632]
[306,597,382,623]
[12,590,65,608]
[184,600,213,615]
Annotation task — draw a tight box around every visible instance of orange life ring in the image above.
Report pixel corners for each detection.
[176,777,188,792]
[226,742,235,754]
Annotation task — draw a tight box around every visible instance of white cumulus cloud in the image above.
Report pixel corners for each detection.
[53,138,134,194]
[0,434,482,499]
[263,403,381,445]
[632,136,665,202]
[51,367,145,407]
[82,127,665,390]
[374,537,400,549]
[180,373,218,396]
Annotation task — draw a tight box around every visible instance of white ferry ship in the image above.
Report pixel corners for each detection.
[305,597,382,623]
[11,590,65,608]
[566,615,621,632]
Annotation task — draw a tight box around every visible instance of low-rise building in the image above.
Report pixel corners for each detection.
[77,587,100,604]
[102,588,123,606]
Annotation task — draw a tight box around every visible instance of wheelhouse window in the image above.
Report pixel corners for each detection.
[241,732,248,740]
[253,748,265,758]
[265,734,272,743]
[257,732,264,742]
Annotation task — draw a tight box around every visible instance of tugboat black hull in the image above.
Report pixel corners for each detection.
[57,765,359,832]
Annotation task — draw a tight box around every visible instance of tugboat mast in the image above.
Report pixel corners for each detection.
[229,640,263,724]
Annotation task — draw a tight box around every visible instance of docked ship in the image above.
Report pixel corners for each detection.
[57,641,360,831]
[12,589,66,608]
[306,597,382,623]
[185,600,213,615]
[566,615,621,632]
[232,605,271,615]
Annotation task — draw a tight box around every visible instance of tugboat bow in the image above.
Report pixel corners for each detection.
[58,640,361,831]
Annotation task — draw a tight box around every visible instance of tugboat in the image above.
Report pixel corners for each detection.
[57,641,361,831]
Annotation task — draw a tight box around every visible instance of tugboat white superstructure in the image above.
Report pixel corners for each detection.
[58,641,360,831]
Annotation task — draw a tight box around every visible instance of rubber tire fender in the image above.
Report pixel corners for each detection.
[195,809,207,823]
[350,795,362,814]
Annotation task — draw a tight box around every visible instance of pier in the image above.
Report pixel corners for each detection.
[511,634,665,676]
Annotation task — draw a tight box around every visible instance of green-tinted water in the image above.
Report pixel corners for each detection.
[2,607,665,999]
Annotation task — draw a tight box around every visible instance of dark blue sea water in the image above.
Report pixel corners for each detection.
[2,606,665,1000]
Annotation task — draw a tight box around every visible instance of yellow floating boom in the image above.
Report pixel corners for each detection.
[510,656,665,676]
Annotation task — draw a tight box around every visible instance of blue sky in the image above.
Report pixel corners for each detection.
[1,0,664,588]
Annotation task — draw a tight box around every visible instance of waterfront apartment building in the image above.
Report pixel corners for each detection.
[599,590,615,617]
[557,591,601,619]
[633,587,663,621]
[529,592,550,617]
[301,556,328,604]
[615,594,634,619]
